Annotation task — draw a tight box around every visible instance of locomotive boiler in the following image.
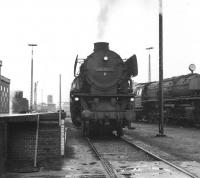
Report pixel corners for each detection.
[70,42,138,136]
[134,70,200,126]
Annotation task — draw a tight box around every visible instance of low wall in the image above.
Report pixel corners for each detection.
[7,112,66,161]
[0,112,66,174]
[0,119,7,176]
[7,121,61,160]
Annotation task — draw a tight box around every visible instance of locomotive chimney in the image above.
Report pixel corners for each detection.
[94,42,109,52]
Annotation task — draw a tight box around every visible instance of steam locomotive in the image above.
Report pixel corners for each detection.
[70,42,138,136]
[134,69,200,126]
[12,91,29,113]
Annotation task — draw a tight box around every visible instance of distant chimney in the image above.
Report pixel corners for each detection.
[47,95,53,104]
[94,42,109,52]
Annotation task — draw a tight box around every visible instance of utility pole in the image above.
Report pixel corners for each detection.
[28,44,37,113]
[146,47,154,82]
[158,0,165,136]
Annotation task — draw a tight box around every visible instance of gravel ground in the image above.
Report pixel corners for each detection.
[125,123,200,162]
[91,129,194,177]
[92,137,154,161]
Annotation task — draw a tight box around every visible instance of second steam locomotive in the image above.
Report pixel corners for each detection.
[70,42,138,136]
[134,68,200,126]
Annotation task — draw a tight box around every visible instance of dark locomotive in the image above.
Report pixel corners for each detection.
[70,42,138,136]
[134,71,200,126]
[12,91,29,113]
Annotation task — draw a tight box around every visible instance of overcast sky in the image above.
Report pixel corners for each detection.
[0,0,200,105]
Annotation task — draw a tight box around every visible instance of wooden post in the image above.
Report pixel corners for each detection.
[0,60,2,113]
[34,114,40,167]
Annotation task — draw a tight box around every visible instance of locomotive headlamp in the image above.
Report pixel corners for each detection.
[75,97,79,101]
[130,98,134,101]
[103,56,108,61]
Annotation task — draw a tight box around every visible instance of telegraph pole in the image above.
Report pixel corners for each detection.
[158,0,165,136]
[146,47,154,82]
[28,44,37,113]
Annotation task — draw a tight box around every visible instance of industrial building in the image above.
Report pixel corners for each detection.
[47,95,56,112]
[0,75,10,113]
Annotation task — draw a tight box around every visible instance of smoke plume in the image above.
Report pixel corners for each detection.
[97,0,117,39]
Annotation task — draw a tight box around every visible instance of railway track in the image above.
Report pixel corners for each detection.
[121,135,199,178]
[86,137,117,178]
[86,134,199,178]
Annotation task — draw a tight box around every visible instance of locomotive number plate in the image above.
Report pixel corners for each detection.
[96,67,114,72]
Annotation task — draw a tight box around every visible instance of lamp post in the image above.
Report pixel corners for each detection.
[28,44,37,113]
[0,60,2,113]
[146,47,154,82]
[34,81,38,111]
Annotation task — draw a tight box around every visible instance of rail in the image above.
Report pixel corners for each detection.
[86,137,117,178]
[121,135,199,178]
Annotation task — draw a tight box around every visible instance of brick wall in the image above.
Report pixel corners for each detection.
[7,122,36,160]
[37,123,61,159]
[0,119,7,176]
[7,113,64,161]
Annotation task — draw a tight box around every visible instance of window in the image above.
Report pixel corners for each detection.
[137,88,142,96]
